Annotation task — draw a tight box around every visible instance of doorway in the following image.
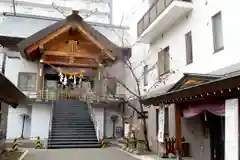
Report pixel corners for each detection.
[208,112,225,160]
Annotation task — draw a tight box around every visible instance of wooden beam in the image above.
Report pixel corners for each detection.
[75,24,116,60]
[44,50,101,62]
[175,105,182,160]
[39,44,44,54]
[42,60,98,68]
[26,25,71,54]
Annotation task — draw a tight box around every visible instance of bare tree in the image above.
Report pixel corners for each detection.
[102,51,177,151]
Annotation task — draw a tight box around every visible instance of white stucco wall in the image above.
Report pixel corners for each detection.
[6,105,31,139]
[5,56,38,85]
[6,103,52,140]
[2,48,39,97]
[92,108,104,139]
[126,0,240,96]
[105,108,122,138]
[122,0,240,156]
[30,104,52,140]
[225,99,239,160]
[92,107,123,139]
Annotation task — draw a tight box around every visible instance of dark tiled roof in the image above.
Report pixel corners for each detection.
[17,12,131,60]
[0,73,29,107]
[141,72,237,105]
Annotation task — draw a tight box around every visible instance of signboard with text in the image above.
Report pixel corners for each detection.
[157,107,165,142]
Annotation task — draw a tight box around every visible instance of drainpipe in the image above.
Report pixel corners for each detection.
[1,53,6,75]
[12,0,16,15]
[103,108,106,138]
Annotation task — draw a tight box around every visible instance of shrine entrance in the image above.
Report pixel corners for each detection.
[17,10,126,100]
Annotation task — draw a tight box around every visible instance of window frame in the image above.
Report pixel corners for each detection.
[18,72,37,92]
[185,31,193,65]
[212,11,224,53]
[157,46,170,77]
[106,77,117,95]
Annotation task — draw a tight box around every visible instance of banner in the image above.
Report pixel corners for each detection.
[157,107,165,142]
[124,123,130,137]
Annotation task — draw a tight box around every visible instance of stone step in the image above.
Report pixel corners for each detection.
[49,135,97,139]
[53,114,90,117]
[48,141,99,145]
[47,143,100,149]
[50,131,96,135]
[52,117,91,119]
[51,128,95,132]
[48,138,98,142]
[52,120,92,123]
[51,131,96,134]
[52,123,94,127]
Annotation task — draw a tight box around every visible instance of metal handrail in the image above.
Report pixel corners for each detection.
[137,0,191,36]
[26,89,86,100]
[85,94,100,140]
[48,100,54,138]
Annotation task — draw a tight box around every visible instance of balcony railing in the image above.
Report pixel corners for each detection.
[137,0,191,37]
[26,89,87,101]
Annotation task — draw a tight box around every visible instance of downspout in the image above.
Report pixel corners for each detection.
[12,0,16,15]
[103,107,106,138]
[1,53,6,75]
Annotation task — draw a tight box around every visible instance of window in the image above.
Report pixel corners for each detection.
[212,12,224,52]
[164,107,169,136]
[143,65,148,86]
[185,31,193,65]
[18,73,37,92]
[106,78,117,95]
[157,47,170,77]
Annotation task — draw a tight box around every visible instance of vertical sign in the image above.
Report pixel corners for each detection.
[158,107,165,142]
[124,123,130,137]
[225,98,239,160]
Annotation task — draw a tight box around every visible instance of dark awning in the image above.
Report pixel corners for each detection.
[142,73,240,105]
[0,73,29,107]
[0,36,24,50]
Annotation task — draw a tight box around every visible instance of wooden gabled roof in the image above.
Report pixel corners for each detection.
[17,10,131,66]
[168,73,222,92]
[142,73,226,105]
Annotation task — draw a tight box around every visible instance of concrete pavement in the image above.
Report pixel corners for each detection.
[23,147,139,160]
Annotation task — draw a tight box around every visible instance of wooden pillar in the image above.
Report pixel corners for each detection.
[97,64,104,97]
[175,104,182,160]
[37,62,44,99]
[38,63,44,89]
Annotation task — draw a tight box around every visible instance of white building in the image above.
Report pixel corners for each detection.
[0,0,113,24]
[123,0,240,160]
[0,6,131,148]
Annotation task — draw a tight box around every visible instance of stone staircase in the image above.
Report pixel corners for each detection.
[48,100,100,149]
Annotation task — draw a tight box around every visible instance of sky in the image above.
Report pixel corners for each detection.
[112,0,143,25]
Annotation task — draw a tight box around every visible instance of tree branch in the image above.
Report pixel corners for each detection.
[105,85,143,116]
